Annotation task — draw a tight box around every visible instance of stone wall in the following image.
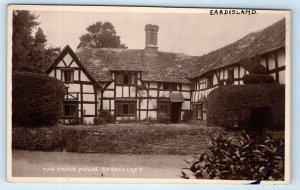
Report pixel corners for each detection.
[12,124,224,155]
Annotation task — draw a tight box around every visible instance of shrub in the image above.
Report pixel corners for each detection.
[12,71,65,127]
[243,74,274,84]
[158,112,170,123]
[183,110,193,122]
[181,133,284,180]
[240,57,266,74]
[207,84,285,130]
[94,110,115,125]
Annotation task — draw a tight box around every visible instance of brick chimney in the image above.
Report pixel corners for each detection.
[145,24,159,55]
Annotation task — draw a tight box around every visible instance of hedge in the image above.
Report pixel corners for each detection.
[12,71,65,127]
[243,74,274,84]
[207,84,285,130]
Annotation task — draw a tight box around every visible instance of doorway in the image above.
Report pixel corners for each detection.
[171,102,182,123]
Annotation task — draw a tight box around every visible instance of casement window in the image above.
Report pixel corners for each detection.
[64,101,77,117]
[158,100,170,115]
[115,101,136,116]
[192,104,203,120]
[226,69,234,85]
[116,73,136,85]
[162,83,177,90]
[206,75,214,88]
[62,69,74,82]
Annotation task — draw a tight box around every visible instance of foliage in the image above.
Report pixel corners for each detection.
[94,110,115,125]
[240,56,266,74]
[77,21,127,49]
[158,112,170,123]
[181,133,284,180]
[243,74,274,84]
[183,110,193,122]
[12,10,39,71]
[12,71,65,127]
[207,84,285,130]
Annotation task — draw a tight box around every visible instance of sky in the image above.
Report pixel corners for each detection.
[29,8,286,56]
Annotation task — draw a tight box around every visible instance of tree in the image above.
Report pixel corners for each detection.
[77,21,127,49]
[27,27,47,72]
[12,10,39,71]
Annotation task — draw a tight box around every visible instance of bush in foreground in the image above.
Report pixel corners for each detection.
[12,71,65,127]
[181,133,284,180]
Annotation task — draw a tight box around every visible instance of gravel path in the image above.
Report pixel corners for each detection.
[12,150,192,179]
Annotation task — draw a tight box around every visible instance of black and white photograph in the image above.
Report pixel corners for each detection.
[7,5,291,184]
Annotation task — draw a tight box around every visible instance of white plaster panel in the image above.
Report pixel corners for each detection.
[149,82,157,88]
[182,84,190,91]
[234,66,239,78]
[148,111,157,119]
[103,100,110,110]
[49,70,54,77]
[182,92,190,99]
[260,58,267,68]
[56,69,61,80]
[63,53,73,66]
[83,84,94,93]
[116,86,122,97]
[81,71,90,82]
[83,104,95,115]
[269,54,276,70]
[130,86,136,97]
[240,67,245,78]
[148,99,157,109]
[182,101,190,110]
[107,82,114,89]
[123,86,129,97]
[278,50,285,67]
[57,61,65,67]
[84,117,94,124]
[103,90,114,98]
[74,70,79,81]
[111,100,115,110]
[140,111,147,120]
[140,99,147,109]
[159,91,169,97]
[279,70,285,84]
[149,90,157,97]
[83,94,95,102]
[68,83,80,92]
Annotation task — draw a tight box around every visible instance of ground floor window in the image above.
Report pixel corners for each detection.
[192,104,203,120]
[158,100,170,115]
[115,101,136,116]
[64,101,78,117]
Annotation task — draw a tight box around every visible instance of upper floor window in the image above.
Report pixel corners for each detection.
[206,75,214,88]
[116,73,136,85]
[162,83,177,90]
[62,69,74,82]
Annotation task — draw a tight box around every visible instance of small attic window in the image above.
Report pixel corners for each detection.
[62,69,74,82]
[206,75,214,88]
[162,83,177,90]
[116,73,136,85]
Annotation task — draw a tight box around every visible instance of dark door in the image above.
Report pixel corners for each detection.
[247,107,271,137]
[171,102,182,123]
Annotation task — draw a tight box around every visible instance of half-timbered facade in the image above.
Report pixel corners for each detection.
[46,18,286,124]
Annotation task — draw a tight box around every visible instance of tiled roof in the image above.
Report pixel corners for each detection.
[76,48,198,83]
[74,18,285,83]
[189,18,286,78]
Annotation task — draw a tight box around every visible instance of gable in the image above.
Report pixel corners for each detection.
[46,45,98,85]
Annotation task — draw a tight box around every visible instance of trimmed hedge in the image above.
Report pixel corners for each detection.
[243,74,274,84]
[240,57,266,74]
[12,71,65,127]
[207,84,285,130]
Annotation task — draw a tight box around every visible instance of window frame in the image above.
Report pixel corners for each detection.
[61,69,74,82]
[192,103,203,120]
[226,68,234,85]
[63,101,78,118]
[206,75,214,88]
[115,100,136,116]
[158,100,170,115]
[115,73,137,85]
[162,82,177,90]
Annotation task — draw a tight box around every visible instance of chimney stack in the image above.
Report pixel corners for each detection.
[145,24,159,55]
